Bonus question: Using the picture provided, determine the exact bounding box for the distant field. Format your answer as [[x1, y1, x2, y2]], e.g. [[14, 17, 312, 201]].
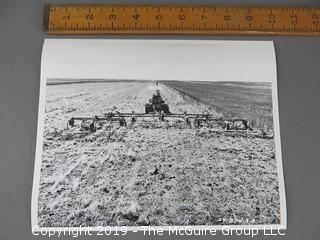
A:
[[47, 79, 145, 85], [162, 81, 273, 128]]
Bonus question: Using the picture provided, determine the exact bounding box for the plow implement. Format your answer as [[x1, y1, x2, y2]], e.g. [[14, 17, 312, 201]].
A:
[[67, 112, 251, 132]]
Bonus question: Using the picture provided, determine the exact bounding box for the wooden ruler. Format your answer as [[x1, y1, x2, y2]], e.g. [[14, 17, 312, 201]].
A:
[[44, 4, 320, 35]]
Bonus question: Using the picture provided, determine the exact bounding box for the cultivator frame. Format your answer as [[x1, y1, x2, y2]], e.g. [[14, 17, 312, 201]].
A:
[[67, 111, 251, 132]]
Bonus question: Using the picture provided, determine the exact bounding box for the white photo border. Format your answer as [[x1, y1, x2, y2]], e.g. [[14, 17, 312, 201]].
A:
[[31, 39, 286, 231]]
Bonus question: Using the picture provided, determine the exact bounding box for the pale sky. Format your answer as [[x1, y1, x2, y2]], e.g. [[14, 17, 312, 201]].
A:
[[42, 39, 276, 83]]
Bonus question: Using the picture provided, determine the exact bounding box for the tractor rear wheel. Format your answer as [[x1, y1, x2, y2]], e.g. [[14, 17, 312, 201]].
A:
[[145, 104, 154, 114], [162, 104, 170, 114]]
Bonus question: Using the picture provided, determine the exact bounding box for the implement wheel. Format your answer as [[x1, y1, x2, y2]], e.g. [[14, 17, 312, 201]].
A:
[[89, 122, 96, 132], [68, 118, 75, 128]]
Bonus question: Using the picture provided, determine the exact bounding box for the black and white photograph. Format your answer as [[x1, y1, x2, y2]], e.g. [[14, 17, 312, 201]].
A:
[[32, 40, 286, 230]]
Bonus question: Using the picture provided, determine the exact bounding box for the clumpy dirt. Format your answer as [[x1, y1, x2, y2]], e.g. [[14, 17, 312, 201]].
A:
[[38, 81, 280, 227]]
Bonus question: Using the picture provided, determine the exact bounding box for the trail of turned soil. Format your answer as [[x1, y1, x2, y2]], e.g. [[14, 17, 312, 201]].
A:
[[39, 81, 280, 227]]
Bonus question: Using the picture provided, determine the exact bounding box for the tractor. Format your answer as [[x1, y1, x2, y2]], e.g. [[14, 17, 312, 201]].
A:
[[145, 89, 170, 114]]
